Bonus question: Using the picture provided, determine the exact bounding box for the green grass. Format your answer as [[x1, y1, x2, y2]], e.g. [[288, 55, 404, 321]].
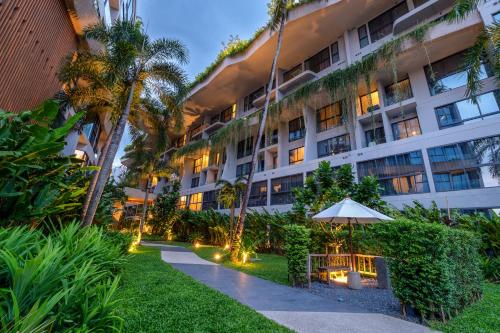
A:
[[115, 246, 292, 333], [430, 283, 500, 333]]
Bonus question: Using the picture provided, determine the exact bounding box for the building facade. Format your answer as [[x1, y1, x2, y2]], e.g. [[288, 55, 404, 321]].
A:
[[164, 0, 500, 214], [0, 0, 131, 166]]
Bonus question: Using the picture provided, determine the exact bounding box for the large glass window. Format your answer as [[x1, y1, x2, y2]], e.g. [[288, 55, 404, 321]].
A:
[[428, 136, 500, 192], [305, 47, 331, 73], [368, 1, 409, 43], [331, 42, 340, 63], [494, 11, 500, 23], [365, 127, 386, 146], [283, 64, 303, 82], [392, 117, 421, 140], [244, 87, 265, 111], [358, 25, 369, 48], [237, 136, 253, 159], [289, 116, 305, 141], [193, 157, 202, 174], [316, 102, 343, 132], [202, 190, 218, 210], [236, 162, 252, 177], [191, 177, 199, 188], [384, 78, 413, 106], [82, 117, 101, 149], [220, 105, 235, 123], [359, 91, 380, 115], [317, 134, 351, 157], [249, 181, 267, 207], [425, 50, 492, 96], [357, 150, 430, 196], [435, 90, 500, 129], [189, 192, 203, 211], [289, 146, 304, 165], [271, 174, 303, 205], [178, 195, 187, 209]]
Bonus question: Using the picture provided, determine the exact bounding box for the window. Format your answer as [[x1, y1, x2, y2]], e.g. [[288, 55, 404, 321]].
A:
[[236, 162, 252, 177], [384, 78, 413, 106], [271, 174, 303, 205], [189, 193, 202, 211], [82, 117, 101, 149], [283, 64, 303, 82], [392, 117, 421, 140], [244, 87, 265, 111], [258, 154, 265, 172], [289, 116, 305, 141], [289, 147, 304, 165], [237, 136, 253, 159], [317, 134, 351, 157], [428, 136, 500, 192], [202, 190, 218, 210], [249, 181, 267, 207], [413, 0, 430, 7], [357, 150, 430, 196], [316, 102, 343, 132], [358, 25, 369, 48], [425, 50, 492, 96], [365, 127, 386, 146], [189, 124, 202, 140], [220, 105, 235, 122], [368, 1, 409, 43], [210, 114, 220, 124], [359, 91, 380, 115], [191, 177, 199, 188], [305, 47, 331, 73], [494, 12, 500, 23], [193, 157, 202, 174], [331, 42, 340, 63], [435, 90, 500, 129], [178, 195, 187, 209]]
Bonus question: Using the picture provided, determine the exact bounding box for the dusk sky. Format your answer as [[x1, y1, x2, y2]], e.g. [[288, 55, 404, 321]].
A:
[[113, 0, 270, 169]]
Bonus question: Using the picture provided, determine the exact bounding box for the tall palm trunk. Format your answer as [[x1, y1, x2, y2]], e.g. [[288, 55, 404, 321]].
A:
[[81, 131, 113, 220], [138, 175, 151, 241], [231, 9, 286, 262], [82, 80, 137, 227], [229, 203, 235, 246]]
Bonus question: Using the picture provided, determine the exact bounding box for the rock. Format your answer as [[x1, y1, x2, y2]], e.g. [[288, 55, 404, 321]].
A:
[[347, 271, 362, 290]]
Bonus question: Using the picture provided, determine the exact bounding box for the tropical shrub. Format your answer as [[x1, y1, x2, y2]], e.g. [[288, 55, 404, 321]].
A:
[[149, 181, 182, 238], [283, 224, 311, 287], [371, 219, 482, 321], [104, 230, 134, 255], [94, 179, 126, 227], [0, 101, 87, 227], [0, 224, 126, 332]]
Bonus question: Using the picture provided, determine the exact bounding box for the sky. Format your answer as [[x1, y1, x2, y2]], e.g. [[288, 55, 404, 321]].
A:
[[113, 0, 269, 168]]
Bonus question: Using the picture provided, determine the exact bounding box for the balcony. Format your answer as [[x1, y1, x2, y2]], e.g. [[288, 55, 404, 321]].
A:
[[278, 70, 317, 95], [393, 0, 455, 35], [252, 89, 276, 108]]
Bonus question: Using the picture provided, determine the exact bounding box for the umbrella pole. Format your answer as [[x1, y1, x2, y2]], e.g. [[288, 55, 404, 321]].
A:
[[348, 218, 355, 271]]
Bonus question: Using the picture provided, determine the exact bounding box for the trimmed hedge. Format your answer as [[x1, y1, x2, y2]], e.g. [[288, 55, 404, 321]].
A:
[[283, 225, 311, 287], [372, 219, 482, 321]]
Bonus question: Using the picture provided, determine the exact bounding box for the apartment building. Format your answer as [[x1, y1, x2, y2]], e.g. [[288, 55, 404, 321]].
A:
[[164, 0, 500, 214], [0, 0, 131, 166]]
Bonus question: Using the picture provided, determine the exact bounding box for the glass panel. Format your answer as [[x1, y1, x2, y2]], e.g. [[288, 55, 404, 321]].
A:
[[289, 147, 304, 165], [317, 134, 351, 157], [384, 78, 413, 106], [331, 42, 340, 63], [359, 91, 380, 115], [305, 47, 331, 73], [392, 117, 421, 140], [358, 25, 369, 48], [289, 116, 305, 141], [365, 127, 386, 146], [368, 1, 409, 43], [316, 102, 343, 132], [283, 64, 303, 82]]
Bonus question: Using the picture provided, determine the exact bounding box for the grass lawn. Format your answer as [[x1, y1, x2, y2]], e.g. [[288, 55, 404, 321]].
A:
[[430, 283, 500, 333], [115, 246, 292, 333]]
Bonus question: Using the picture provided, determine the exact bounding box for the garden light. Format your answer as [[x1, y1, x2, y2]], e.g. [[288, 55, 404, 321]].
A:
[[224, 244, 230, 250], [214, 253, 221, 260], [242, 252, 248, 264], [195, 242, 200, 248]]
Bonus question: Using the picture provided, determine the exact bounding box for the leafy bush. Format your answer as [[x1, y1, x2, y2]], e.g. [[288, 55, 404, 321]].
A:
[[149, 181, 182, 237], [187, 231, 203, 244], [0, 224, 125, 331], [104, 230, 134, 255], [0, 101, 87, 227], [283, 225, 311, 287], [371, 219, 482, 321]]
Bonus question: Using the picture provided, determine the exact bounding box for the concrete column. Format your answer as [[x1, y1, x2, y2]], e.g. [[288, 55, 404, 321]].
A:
[[382, 111, 394, 143], [62, 130, 79, 156], [343, 30, 353, 65], [421, 148, 436, 193], [354, 119, 364, 150], [199, 170, 207, 186], [222, 143, 237, 180], [303, 105, 317, 161], [409, 69, 438, 133], [181, 159, 193, 190]]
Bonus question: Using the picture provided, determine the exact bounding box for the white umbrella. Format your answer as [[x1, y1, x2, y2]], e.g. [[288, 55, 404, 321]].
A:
[[312, 198, 393, 271]]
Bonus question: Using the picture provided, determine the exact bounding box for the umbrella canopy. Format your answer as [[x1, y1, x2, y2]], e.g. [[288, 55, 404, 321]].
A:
[[312, 198, 393, 224]]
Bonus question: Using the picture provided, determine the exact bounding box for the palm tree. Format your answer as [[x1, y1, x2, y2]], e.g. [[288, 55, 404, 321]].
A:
[[216, 177, 247, 247], [231, 0, 289, 262], [79, 20, 188, 227]]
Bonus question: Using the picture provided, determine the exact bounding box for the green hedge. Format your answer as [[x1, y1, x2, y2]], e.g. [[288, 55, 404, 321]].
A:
[[283, 225, 311, 287], [372, 219, 482, 321]]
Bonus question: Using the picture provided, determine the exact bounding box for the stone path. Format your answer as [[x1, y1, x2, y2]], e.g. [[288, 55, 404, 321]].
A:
[[142, 242, 434, 333]]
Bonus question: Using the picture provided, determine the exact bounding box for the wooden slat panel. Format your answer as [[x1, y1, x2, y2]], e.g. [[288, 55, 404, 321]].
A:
[[0, 0, 78, 112]]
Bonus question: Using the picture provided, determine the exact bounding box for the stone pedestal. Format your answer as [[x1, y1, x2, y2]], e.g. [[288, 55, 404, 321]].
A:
[[347, 271, 362, 290], [375, 257, 391, 289]]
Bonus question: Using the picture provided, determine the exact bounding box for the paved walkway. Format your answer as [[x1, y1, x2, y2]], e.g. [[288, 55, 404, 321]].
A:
[[142, 242, 434, 333]]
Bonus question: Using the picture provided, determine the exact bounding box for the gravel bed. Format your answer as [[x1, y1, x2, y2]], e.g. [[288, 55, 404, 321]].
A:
[[308, 281, 421, 324]]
